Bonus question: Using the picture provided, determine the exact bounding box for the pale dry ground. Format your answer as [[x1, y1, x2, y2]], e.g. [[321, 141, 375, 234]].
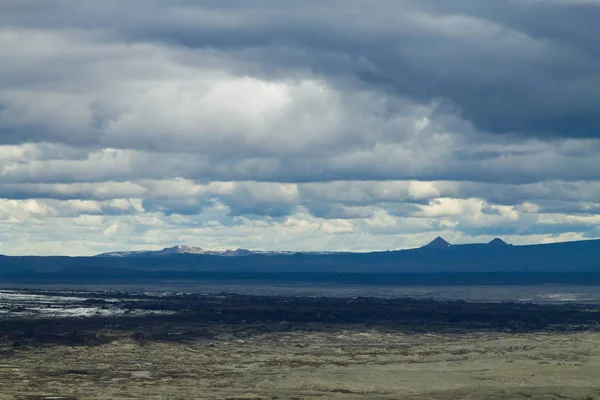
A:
[[1, 329, 600, 400]]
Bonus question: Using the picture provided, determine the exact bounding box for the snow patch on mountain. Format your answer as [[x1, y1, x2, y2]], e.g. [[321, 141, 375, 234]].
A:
[[95, 246, 338, 257]]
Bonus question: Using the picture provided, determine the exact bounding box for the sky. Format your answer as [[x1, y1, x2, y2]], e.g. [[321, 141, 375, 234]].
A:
[[1, 0, 600, 255]]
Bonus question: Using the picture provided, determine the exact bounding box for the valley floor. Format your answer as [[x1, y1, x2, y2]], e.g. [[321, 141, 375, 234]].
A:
[[2, 330, 600, 399], [1, 291, 599, 399]]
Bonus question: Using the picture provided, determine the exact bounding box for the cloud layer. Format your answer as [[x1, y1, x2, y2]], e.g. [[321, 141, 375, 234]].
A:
[[1, 0, 599, 254]]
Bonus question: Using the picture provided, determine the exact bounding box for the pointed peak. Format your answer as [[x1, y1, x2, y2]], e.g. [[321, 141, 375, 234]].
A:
[[488, 238, 510, 246], [422, 237, 451, 249]]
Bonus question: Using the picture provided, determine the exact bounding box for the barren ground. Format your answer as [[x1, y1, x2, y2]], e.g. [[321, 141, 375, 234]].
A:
[[1, 290, 599, 399]]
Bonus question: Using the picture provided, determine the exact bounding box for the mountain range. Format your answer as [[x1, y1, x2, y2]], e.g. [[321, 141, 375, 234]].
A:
[[95, 245, 336, 258], [95, 238, 508, 257], [96, 245, 255, 257], [1, 237, 599, 285]]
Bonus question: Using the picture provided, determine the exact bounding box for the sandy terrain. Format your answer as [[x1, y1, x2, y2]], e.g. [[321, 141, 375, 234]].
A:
[[1, 329, 600, 399]]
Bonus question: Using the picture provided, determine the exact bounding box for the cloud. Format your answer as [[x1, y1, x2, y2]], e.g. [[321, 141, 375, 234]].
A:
[[0, 1, 599, 254]]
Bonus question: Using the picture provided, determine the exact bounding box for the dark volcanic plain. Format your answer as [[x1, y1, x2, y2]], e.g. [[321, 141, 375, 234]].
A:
[[1, 290, 600, 399]]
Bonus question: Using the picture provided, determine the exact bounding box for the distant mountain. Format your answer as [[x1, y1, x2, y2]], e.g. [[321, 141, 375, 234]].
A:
[[422, 237, 452, 249], [488, 238, 510, 247], [96, 245, 256, 257], [95, 245, 338, 258], [2, 238, 600, 283], [421, 237, 512, 249]]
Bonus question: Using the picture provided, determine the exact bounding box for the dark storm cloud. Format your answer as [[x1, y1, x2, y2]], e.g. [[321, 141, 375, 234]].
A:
[[1, 1, 600, 186], [3, 0, 599, 139]]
